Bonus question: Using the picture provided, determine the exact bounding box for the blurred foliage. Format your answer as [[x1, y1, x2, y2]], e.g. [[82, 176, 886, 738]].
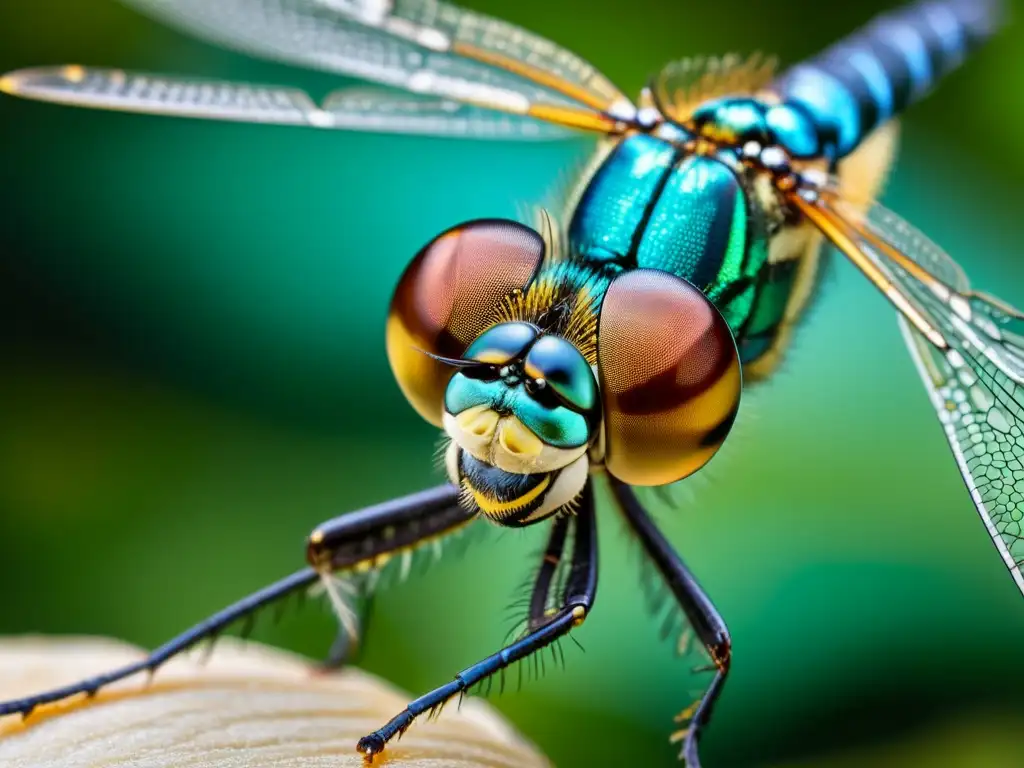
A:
[[1, 1, 1024, 766]]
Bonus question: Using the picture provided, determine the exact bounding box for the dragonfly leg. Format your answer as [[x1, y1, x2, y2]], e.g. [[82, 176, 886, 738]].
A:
[[0, 568, 320, 719], [305, 484, 475, 668], [305, 484, 472, 573], [317, 634, 350, 671], [356, 482, 598, 761], [316, 615, 365, 671], [0, 484, 472, 719], [316, 589, 375, 671], [526, 513, 572, 631], [609, 477, 731, 768]]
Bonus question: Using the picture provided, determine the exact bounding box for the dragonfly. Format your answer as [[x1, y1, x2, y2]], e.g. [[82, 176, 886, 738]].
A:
[[1, 0, 1020, 765]]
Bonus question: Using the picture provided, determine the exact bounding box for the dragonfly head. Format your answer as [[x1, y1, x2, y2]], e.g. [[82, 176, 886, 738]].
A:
[[440, 322, 599, 526], [385, 218, 599, 526], [386, 218, 743, 525]]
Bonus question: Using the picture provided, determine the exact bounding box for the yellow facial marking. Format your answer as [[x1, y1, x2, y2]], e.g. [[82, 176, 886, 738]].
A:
[[446, 410, 586, 475], [468, 474, 551, 516], [456, 404, 500, 439], [309, 530, 324, 545], [498, 418, 544, 458], [523, 361, 543, 380], [472, 350, 513, 365]]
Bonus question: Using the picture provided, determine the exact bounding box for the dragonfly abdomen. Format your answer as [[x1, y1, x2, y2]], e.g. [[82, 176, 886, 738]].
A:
[[568, 135, 769, 335], [771, 0, 1003, 160]]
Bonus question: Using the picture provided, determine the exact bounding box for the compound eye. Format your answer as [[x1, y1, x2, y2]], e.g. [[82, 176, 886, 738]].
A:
[[523, 335, 598, 414], [597, 269, 741, 486], [387, 220, 545, 426], [465, 322, 539, 366]]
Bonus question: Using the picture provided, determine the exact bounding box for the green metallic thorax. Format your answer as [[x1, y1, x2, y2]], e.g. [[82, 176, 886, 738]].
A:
[[567, 133, 797, 364]]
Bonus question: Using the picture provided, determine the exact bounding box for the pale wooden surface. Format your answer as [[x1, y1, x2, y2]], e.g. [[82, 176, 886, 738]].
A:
[[0, 636, 550, 768]]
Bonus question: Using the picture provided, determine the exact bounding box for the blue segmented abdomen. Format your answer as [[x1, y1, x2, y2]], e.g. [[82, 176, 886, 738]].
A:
[[771, 0, 1004, 159]]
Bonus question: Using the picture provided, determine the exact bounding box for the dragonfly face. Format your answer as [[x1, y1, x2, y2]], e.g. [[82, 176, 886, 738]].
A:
[[442, 322, 597, 525]]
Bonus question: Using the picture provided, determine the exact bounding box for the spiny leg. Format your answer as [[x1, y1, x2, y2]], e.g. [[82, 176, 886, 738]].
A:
[[528, 514, 571, 632], [306, 484, 472, 573], [357, 481, 599, 761], [308, 484, 473, 672], [513, 514, 573, 683], [0, 568, 320, 719], [497, 515, 571, 684], [609, 478, 731, 768], [0, 483, 473, 719], [306, 484, 476, 635]]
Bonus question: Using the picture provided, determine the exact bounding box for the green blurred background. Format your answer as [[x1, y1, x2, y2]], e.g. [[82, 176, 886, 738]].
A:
[[1, 1, 1023, 766]]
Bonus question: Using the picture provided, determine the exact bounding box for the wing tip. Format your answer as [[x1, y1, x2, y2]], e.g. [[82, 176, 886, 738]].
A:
[[0, 65, 90, 98], [0, 70, 24, 96]]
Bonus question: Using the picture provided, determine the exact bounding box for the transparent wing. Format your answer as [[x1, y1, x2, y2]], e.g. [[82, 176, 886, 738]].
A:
[[899, 316, 1024, 593], [852, 200, 969, 290], [22, 0, 624, 134], [650, 53, 776, 124], [322, 86, 577, 138], [121, 0, 625, 108], [0, 66, 574, 139], [831, 194, 1024, 386], [795, 188, 1024, 594], [1, 66, 321, 127]]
